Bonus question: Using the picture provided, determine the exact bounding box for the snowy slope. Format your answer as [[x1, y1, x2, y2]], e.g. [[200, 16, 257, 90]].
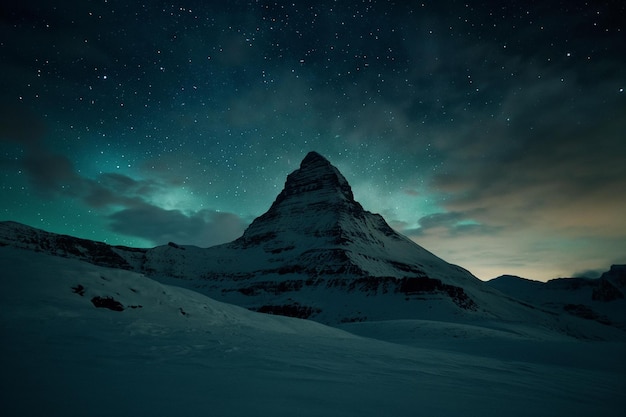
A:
[[1, 245, 625, 417], [488, 266, 626, 330], [0, 220, 145, 270]]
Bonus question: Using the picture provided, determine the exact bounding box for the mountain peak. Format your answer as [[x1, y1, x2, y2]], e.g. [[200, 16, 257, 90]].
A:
[[233, 151, 365, 247], [283, 151, 353, 200], [269, 151, 355, 209], [300, 151, 331, 168]]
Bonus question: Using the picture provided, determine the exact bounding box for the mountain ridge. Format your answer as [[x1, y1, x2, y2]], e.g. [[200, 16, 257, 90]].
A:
[[488, 266, 626, 330], [3, 218, 625, 339], [1, 151, 624, 339]]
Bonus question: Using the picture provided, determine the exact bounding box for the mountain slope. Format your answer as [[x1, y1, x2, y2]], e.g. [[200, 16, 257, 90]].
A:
[[2, 245, 625, 417], [488, 266, 626, 330], [135, 153, 617, 335], [136, 152, 487, 322], [1, 152, 624, 339], [0, 220, 146, 270]]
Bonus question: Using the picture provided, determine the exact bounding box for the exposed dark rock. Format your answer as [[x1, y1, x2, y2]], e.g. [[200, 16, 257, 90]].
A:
[[91, 296, 125, 311], [340, 316, 367, 323], [601, 264, 626, 288], [236, 279, 306, 296], [252, 303, 321, 319], [397, 277, 478, 310], [592, 278, 624, 301], [563, 304, 612, 325], [270, 245, 295, 254], [545, 277, 595, 291], [276, 265, 307, 275], [388, 261, 427, 276], [343, 276, 396, 295], [71, 284, 85, 296], [232, 231, 277, 249]]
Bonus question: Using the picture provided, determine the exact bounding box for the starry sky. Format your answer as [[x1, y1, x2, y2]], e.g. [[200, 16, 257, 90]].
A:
[[1, 0, 625, 281]]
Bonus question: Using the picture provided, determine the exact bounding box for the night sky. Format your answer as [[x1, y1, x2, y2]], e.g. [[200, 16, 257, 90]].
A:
[[1, 1, 625, 281]]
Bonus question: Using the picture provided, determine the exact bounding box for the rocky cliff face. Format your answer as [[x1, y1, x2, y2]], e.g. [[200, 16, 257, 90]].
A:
[[217, 152, 476, 280], [230, 151, 398, 252]]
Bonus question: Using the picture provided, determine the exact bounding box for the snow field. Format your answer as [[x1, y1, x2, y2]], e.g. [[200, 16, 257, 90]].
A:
[[1, 247, 624, 417]]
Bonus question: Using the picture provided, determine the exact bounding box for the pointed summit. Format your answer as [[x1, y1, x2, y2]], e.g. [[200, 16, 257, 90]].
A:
[[234, 151, 367, 247], [227, 152, 473, 293], [298, 151, 343, 181], [192, 150, 487, 321], [278, 151, 355, 205], [300, 150, 329, 167]]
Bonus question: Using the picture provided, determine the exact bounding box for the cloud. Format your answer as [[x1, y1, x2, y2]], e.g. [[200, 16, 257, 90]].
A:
[[417, 211, 464, 229], [382, 56, 626, 280], [19, 149, 248, 247], [427, 70, 626, 236], [82, 173, 161, 209], [571, 269, 604, 279], [0, 106, 161, 208], [0, 109, 246, 247], [16, 146, 155, 209], [0, 106, 88, 199], [21, 151, 82, 197], [392, 70, 626, 280], [108, 206, 247, 247], [403, 210, 500, 239], [16, 144, 247, 247]]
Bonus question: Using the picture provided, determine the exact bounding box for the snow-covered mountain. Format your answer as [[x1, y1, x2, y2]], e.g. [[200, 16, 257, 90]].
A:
[[2, 151, 626, 415], [0, 219, 145, 270], [3, 245, 625, 417], [1, 152, 624, 339], [139, 151, 489, 323], [488, 265, 626, 330]]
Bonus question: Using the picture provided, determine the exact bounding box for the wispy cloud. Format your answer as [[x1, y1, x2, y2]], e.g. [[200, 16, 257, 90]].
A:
[[429, 72, 626, 238], [395, 67, 626, 279], [108, 206, 246, 247], [0, 107, 247, 247]]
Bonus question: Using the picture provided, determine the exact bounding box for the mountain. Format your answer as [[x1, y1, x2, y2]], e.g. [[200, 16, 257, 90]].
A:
[[2, 151, 625, 415], [1, 151, 624, 339], [0, 220, 146, 270], [3, 243, 625, 416], [140, 151, 490, 322], [488, 266, 626, 330]]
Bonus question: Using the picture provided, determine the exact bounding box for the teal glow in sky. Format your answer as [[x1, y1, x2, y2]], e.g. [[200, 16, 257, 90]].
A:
[[1, 0, 625, 281]]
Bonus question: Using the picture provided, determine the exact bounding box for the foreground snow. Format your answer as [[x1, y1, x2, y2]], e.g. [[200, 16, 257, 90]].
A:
[[1, 247, 624, 417]]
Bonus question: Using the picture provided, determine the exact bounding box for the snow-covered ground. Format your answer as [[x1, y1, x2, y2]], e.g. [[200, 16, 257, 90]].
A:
[[1, 246, 624, 417]]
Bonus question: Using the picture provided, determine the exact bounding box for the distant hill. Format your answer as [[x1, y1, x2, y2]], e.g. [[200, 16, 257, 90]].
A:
[[487, 265, 626, 330]]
